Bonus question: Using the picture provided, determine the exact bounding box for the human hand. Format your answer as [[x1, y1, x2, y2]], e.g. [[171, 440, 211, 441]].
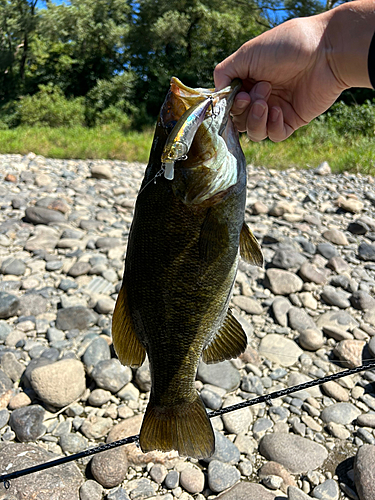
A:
[[214, 15, 347, 142]]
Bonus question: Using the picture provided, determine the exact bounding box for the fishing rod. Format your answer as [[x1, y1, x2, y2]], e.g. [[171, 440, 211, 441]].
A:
[[1, 359, 375, 489]]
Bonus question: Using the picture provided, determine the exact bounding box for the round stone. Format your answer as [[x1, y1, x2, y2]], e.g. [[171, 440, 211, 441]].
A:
[[265, 269, 303, 295], [207, 460, 240, 493], [259, 433, 328, 474], [179, 467, 205, 494], [91, 359, 132, 393], [9, 405, 46, 442], [320, 403, 361, 425], [91, 448, 128, 488], [0, 292, 20, 319]]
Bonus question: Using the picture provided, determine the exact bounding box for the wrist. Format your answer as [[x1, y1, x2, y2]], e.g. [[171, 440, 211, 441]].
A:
[[323, 0, 375, 89]]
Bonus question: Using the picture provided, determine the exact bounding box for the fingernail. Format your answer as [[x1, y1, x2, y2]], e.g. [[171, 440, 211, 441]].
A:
[[253, 81, 271, 100], [252, 102, 266, 119], [270, 107, 280, 122]]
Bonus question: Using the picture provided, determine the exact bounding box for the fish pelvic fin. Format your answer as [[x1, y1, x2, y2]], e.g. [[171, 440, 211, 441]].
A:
[[112, 285, 146, 368], [140, 395, 215, 459], [240, 222, 264, 267], [203, 309, 247, 364]]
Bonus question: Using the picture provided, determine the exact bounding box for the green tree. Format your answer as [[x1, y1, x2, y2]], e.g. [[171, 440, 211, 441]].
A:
[[128, 0, 267, 117]]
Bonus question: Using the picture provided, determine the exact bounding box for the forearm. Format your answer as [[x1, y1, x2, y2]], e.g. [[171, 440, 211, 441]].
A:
[[322, 0, 375, 89]]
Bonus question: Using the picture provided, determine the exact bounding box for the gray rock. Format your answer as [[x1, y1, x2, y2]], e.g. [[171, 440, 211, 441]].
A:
[[241, 374, 264, 394], [320, 402, 361, 425], [232, 295, 263, 315], [95, 237, 121, 249], [259, 334, 303, 367], [0, 292, 20, 319], [164, 470, 179, 489], [80, 480, 103, 500], [9, 405, 46, 441], [59, 278, 79, 292], [56, 306, 98, 330], [0, 442, 83, 499], [197, 361, 240, 391], [317, 243, 338, 259], [200, 388, 222, 410], [314, 161, 331, 175], [91, 359, 132, 393], [88, 388, 112, 406], [68, 261, 92, 277], [25, 206, 65, 224], [1, 257, 26, 276], [207, 460, 240, 493], [312, 479, 339, 500], [0, 409, 9, 429], [91, 163, 113, 180], [271, 250, 306, 270], [203, 430, 241, 464], [0, 368, 14, 395], [24, 225, 60, 251], [60, 433, 88, 454], [126, 477, 156, 499], [222, 396, 252, 434], [30, 358, 86, 407], [288, 486, 314, 500], [265, 269, 303, 295], [0, 320, 12, 340], [272, 296, 292, 327], [83, 336, 111, 368], [135, 360, 151, 391], [354, 444, 375, 500], [288, 307, 317, 333], [18, 293, 48, 317], [321, 286, 350, 308], [259, 433, 328, 474], [358, 243, 375, 261], [1, 352, 25, 381], [357, 413, 375, 428], [107, 487, 130, 500], [149, 464, 168, 484], [80, 415, 113, 439], [316, 310, 359, 331], [215, 482, 279, 499], [299, 328, 324, 351], [350, 290, 375, 310]]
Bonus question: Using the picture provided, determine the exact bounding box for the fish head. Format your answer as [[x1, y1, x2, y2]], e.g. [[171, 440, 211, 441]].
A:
[[158, 77, 245, 205]]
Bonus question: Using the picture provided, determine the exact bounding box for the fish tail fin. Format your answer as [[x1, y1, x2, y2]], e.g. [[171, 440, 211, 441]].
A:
[[139, 394, 215, 459]]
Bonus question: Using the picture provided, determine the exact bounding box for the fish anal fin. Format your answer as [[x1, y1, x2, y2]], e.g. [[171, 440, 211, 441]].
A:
[[203, 309, 247, 364], [240, 222, 264, 267], [112, 285, 146, 368], [140, 395, 214, 459]]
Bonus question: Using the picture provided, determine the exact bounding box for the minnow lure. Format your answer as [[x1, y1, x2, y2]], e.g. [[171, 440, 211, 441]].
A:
[[161, 97, 213, 180]]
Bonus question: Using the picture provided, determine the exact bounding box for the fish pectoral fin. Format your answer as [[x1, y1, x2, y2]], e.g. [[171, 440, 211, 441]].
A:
[[203, 309, 247, 364], [240, 222, 264, 267], [112, 285, 146, 368], [140, 395, 215, 459], [199, 208, 229, 262]]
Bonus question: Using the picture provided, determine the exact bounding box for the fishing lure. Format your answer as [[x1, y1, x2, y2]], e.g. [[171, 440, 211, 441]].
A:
[[161, 97, 213, 180]]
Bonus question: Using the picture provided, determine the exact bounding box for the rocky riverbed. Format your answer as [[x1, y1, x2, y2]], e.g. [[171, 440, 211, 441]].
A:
[[1, 153, 375, 500]]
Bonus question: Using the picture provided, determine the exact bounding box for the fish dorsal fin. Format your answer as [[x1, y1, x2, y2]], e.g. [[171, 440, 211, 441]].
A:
[[240, 222, 264, 267], [202, 309, 247, 364], [112, 285, 146, 368]]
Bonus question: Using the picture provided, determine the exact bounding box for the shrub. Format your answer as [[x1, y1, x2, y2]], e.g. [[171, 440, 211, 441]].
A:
[[85, 72, 137, 128], [326, 100, 375, 137], [17, 84, 86, 127]]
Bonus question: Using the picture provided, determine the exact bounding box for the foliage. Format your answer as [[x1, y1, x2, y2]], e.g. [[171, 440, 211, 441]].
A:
[[325, 100, 375, 137], [129, 0, 267, 116], [15, 84, 85, 127]]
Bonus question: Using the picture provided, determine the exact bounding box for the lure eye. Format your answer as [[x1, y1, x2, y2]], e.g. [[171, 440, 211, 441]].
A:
[[169, 141, 188, 160]]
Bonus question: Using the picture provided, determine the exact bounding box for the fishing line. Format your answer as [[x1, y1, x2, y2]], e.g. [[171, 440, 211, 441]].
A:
[[1, 360, 375, 487]]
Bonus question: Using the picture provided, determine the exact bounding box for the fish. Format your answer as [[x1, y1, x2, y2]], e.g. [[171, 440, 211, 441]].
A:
[[112, 76, 263, 459]]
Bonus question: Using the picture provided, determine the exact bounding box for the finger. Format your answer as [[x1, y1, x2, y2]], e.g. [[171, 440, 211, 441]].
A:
[[230, 92, 251, 117], [246, 100, 269, 142], [249, 81, 271, 103], [214, 60, 236, 91], [267, 106, 295, 142]]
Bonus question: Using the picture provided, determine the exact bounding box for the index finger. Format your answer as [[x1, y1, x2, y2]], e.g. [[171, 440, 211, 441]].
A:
[[214, 49, 248, 90]]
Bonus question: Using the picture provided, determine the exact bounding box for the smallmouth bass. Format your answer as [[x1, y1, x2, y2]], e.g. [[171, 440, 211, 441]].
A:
[[112, 77, 263, 459]]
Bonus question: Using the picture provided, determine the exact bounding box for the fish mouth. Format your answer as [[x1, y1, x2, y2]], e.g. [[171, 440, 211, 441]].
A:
[[160, 77, 241, 133]]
